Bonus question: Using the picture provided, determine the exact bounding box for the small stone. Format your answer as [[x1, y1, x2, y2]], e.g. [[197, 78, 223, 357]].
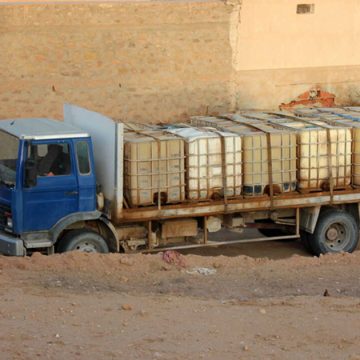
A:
[[121, 304, 133, 311], [243, 345, 249, 351], [119, 257, 134, 266], [55, 334, 60, 338], [259, 308, 266, 314]]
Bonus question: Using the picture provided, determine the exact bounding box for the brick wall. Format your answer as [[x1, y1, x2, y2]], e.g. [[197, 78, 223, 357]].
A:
[[0, 1, 232, 122], [2, 0, 360, 122]]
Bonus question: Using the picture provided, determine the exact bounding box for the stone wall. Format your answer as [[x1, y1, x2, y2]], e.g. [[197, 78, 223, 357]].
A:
[[0, 1, 232, 122], [1, 0, 360, 122]]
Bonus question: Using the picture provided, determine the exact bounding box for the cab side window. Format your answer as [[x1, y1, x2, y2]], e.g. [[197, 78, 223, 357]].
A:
[[28, 143, 71, 177], [76, 141, 91, 175]]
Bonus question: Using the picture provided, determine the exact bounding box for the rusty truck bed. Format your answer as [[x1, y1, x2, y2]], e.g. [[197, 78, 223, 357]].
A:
[[117, 188, 360, 223]]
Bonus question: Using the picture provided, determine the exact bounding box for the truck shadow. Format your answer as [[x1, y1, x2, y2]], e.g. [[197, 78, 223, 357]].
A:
[[179, 229, 310, 259]]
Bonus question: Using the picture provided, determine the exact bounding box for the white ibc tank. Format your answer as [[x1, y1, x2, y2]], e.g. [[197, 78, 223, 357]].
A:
[[191, 116, 297, 196], [317, 112, 360, 188], [124, 130, 186, 207], [269, 118, 352, 191], [166, 126, 242, 201]]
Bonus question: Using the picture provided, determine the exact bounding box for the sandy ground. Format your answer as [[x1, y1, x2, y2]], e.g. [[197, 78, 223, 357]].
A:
[[1, 232, 360, 359]]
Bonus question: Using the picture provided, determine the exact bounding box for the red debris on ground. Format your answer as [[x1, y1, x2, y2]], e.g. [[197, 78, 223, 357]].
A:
[[162, 250, 186, 267]]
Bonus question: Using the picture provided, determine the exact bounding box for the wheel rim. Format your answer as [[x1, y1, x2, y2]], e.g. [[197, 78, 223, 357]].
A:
[[75, 241, 99, 253], [324, 222, 349, 251]]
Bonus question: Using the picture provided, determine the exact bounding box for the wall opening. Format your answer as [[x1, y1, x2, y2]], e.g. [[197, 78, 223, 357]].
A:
[[296, 4, 315, 14]]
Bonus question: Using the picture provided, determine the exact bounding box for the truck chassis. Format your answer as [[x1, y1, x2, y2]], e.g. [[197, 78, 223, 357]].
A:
[[115, 188, 360, 253]]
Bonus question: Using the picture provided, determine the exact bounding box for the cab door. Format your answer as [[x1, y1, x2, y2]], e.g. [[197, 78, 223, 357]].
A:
[[22, 140, 79, 232], [74, 139, 96, 212]]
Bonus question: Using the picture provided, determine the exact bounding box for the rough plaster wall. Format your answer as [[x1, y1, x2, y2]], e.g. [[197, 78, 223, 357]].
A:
[[233, 0, 360, 71], [229, 0, 360, 110], [0, 1, 232, 122]]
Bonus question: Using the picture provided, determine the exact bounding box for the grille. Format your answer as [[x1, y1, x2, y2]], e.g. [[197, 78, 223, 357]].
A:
[[0, 203, 10, 231]]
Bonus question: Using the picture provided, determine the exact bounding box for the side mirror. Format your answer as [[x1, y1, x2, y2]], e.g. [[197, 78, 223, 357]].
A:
[[25, 159, 37, 187]]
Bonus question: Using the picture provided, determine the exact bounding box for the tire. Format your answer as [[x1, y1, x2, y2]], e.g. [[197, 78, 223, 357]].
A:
[[310, 209, 359, 256], [57, 229, 109, 254]]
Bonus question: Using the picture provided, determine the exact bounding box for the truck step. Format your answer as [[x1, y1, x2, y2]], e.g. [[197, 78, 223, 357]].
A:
[[24, 239, 53, 249]]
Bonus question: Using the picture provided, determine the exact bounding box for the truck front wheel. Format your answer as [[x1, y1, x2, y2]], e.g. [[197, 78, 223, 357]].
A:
[[309, 210, 359, 256], [57, 229, 109, 253]]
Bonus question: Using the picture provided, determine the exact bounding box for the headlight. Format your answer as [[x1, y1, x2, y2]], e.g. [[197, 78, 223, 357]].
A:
[[6, 217, 13, 229], [5, 212, 12, 229]]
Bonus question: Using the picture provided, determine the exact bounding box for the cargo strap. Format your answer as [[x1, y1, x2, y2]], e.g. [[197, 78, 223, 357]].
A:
[[313, 114, 355, 191], [160, 124, 202, 200], [222, 116, 275, 210], [204, 128, 229, 206], [269, 112, 335, 203], [326, 128, 334, 203]]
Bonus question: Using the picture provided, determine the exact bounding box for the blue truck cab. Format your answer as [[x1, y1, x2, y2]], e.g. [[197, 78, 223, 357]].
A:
[[0, 116, 118, 255]]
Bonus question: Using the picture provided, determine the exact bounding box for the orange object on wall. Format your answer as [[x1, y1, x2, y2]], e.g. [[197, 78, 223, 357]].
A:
[[279, 88, 335, 110]]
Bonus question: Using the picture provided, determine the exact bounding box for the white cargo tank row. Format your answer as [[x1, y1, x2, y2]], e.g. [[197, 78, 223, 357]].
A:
[[123, 125, 242, 206], [191, 115, 297, 195], [121, 110, 354, 208], [291, 106, 360, 187]]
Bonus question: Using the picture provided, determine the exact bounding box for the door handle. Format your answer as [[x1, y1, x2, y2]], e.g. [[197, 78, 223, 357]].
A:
[[65, 191, 79, 196]]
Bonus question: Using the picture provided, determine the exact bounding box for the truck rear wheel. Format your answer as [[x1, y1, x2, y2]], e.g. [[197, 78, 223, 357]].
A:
[[57, 229, 109, 254], [309, 210, 359, 256]]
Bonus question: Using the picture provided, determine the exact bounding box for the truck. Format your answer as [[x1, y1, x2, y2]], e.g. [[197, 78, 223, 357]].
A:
[[0, 104, 359, 256]]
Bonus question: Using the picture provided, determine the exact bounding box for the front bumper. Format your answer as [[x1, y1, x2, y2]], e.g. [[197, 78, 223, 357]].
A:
[[0, 231, 25, 256]]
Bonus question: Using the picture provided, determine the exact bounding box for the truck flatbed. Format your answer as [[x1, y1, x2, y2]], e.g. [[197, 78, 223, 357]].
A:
[[120, 188, 360, 222]]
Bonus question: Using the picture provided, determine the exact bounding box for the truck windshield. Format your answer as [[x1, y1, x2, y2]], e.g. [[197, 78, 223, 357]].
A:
[[0, 131, 18, 187]]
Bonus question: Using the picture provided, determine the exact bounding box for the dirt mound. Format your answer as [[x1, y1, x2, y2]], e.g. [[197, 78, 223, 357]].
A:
[[0, 249, 358, 277]]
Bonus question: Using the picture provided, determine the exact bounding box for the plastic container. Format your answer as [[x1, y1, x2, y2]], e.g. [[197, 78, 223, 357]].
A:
[[316, 111, 360, 187], [268, 118, 352, 191], [191, 116, 297, 196], [124, 130, 185, 207], [166, 125, 242, 200]]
